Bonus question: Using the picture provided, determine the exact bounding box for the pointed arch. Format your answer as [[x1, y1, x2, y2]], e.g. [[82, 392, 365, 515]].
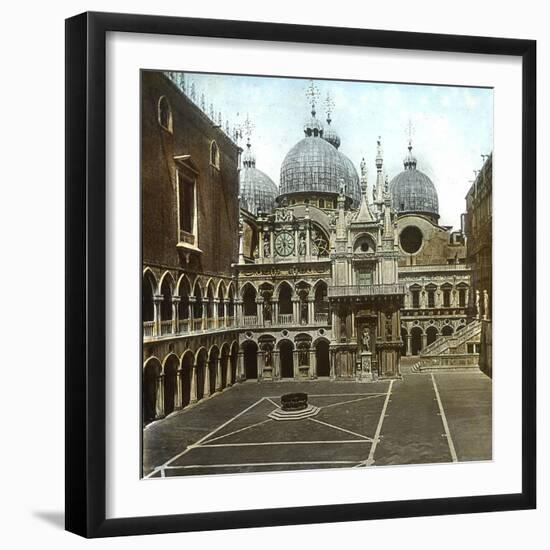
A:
[[159, 272, 175, 324], [180, 349, 195, 408], [142, 269, 157, 324], [143, 356, 162, 425], [241, 282, 257, 317]]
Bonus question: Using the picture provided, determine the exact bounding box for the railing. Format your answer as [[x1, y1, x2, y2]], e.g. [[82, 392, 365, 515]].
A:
[[328, 284, 406, 298], [177, 319, 189, 334], [227, 316, 235, 327], [278, 313, 294, 325], [314, 312, 329, 324], [207, 317, 214, 330], [243, 315, 258, 326], [143, 321, 155, 338], [193, 318, 203, 332], [160, 320, 173, 336]]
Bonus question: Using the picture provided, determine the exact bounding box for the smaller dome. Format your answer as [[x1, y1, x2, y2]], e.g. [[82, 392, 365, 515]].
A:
[[303, 109, 324, 137], [239, 142, 278, 216], [323, 123, 341, 149], [390, 142, 439, 220]]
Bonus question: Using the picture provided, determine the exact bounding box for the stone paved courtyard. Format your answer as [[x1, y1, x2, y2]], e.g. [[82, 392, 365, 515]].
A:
[[143, 363, 492, 478]]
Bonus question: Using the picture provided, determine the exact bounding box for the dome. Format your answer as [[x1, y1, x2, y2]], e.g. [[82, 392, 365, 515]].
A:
[[239, 142, 278, 216], [323, 119, 341, 149], [390, 143, 439, 220], [279, 110, 361, 207]]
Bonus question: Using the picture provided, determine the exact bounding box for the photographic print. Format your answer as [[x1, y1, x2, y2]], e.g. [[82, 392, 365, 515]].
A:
[[141, 70, 493, 479]]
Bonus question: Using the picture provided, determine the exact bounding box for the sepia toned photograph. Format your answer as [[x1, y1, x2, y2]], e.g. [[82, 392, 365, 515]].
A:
[[141, 70, 493, 479]]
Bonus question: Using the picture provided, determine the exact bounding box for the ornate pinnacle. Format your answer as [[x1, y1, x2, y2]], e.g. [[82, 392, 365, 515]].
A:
[[306, 80, 320, 115], [325, 92, 335, 123]]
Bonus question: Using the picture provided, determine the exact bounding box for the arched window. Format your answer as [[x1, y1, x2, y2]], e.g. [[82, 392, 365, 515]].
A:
[[242, 285, 257, 317], [158, 96, 172, 132], [210, 140, 220, 169]]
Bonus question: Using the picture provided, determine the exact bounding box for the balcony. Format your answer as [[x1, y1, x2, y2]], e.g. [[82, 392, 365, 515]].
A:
[[328, 284, 406, 298]]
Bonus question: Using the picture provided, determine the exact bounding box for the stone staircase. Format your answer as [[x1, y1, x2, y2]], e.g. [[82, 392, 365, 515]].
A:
[[414, 320, 482, 373]]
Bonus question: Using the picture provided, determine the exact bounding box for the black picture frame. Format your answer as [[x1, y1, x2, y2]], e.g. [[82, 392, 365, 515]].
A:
[[65, 11, 536, 538]]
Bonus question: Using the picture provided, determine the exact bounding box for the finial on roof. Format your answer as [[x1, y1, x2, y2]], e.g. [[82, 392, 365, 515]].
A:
[[375, 136, 383, 170], [306, 80, 320, 116], [325, 92, 335, 124]]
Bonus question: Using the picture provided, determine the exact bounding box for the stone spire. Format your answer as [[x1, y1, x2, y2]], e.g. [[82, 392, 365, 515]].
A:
[[374, 137, 385, 215]]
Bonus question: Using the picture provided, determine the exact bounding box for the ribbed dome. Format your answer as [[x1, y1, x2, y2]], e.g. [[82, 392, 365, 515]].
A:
[[239, 142, 278, 216], [390, 143, 439, 219]]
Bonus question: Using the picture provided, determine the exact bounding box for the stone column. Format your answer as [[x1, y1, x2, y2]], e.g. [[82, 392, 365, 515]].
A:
[[305, 223, 311, 258], [215, 357, 223, 391], [188, 296, 196, 332], [224, 299, 229, 328], [213, 298, 219, 329], [190, 363, 198, 404], [204, 363, 211, 398], [292, 297, 300, 325], [309, 349, 316, 378], [155, 373, 165, 419], [273, 349, 280, 380], [308, 298, 315, 324], [257, 297, 264, 326], [329, 350, 336, 380], [257, 350, 264, 381], [153, 295, 163, 337], [174, 368, 183, 409], [258, 229, 264, 259], [226, 357, 233, 387], [270, 232, 274, 257], [171, 296, 180, 334], [237, 350, 245, 381], [273, 301, 279, 323], [293, 350, 299, 379], [235, 300, 243, 325], [406, 335, 412, 356]]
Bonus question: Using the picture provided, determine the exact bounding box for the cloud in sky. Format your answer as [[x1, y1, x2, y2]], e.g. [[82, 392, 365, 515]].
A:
[[177, 72, 493, 229]]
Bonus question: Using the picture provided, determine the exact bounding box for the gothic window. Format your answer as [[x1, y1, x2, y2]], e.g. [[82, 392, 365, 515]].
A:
[[210, 140, 220, 168], [411, 290, 420, 308], [442, 284, 452, 307], [427, 287, 436, 308], [319, 198, 325, 209], [158, 96, 172, 132], [178, 169, 196, 236]]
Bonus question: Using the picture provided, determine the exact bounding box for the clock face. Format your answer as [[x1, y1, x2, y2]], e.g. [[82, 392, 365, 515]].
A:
[[275, 231, 295, 257]]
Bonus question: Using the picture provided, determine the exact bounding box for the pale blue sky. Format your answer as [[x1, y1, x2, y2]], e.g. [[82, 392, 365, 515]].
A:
[[175, 72, 493, 229]]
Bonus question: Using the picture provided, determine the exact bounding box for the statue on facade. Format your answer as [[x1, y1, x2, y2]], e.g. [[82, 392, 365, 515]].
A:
[[263, 233, 271, 257], [362, 327, 370, 352], [298, 343, 309, 366], [475, 289, 481, 319], [298, 231, 307, 255], [263, 343, 273, 366]]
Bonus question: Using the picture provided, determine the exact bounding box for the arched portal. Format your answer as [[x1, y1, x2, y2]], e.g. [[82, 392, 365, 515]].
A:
[[242, 341, 258, 380], [279, 340, 294, 378], [442, 325, 454, 337], [426, 326, 439, 347], [315, 340, 330, 377], [411, 327, 423, 356], [163, 354, 179, 416], [143, 358, 162, 425], [180, 351, 194, 408]]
